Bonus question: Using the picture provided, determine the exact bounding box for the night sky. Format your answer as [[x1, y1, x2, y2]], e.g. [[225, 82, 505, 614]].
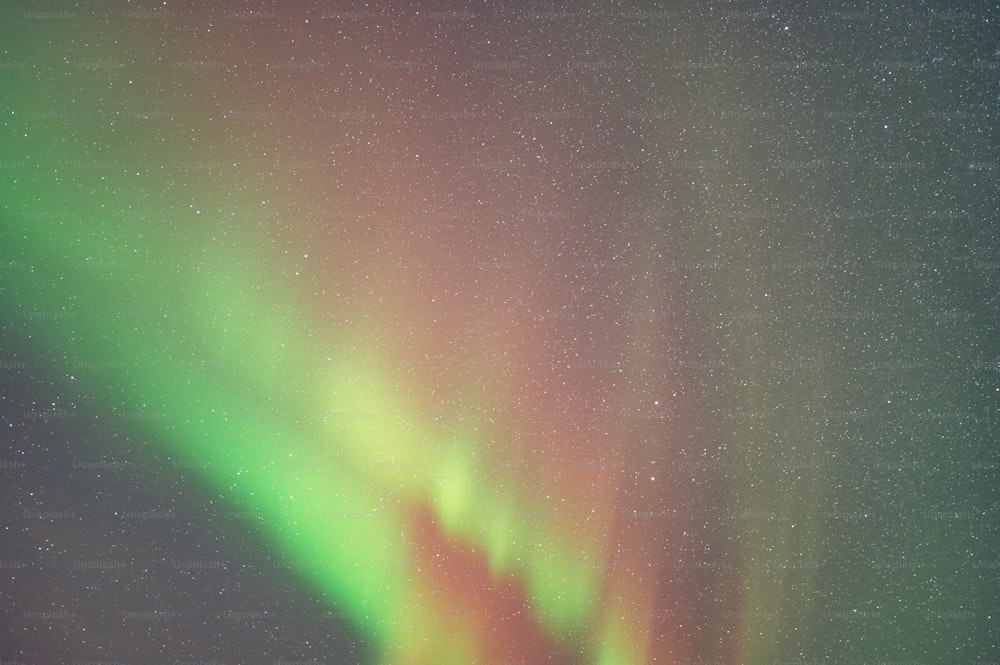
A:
[[1, 2, 998, 664]]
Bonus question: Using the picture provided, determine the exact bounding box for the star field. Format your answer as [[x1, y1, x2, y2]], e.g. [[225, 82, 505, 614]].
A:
[[1, 2, 998, 665]]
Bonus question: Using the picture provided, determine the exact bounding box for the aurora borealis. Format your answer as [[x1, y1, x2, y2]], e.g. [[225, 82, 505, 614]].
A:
[[1, 2, 998, 664]]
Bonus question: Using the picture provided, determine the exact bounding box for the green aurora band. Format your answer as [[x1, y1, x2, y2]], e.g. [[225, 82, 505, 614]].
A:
[[1, 181, 610, 662]]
